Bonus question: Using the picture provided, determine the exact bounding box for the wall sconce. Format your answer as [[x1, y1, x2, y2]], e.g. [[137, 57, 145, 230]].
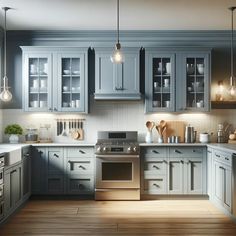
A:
[[216, 80, 224, 101]]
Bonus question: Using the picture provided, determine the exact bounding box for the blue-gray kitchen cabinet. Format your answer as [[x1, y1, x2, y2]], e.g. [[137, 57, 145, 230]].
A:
[[145, 50, 176, 112], [21, 47, 88, 113], [22, 146, 31, 201], [212, 149, 232, 213], [145, 48, 211, 113], [176, 51, 211, 112], [94, 47, 141, 100], [4, 162, 22, 218]]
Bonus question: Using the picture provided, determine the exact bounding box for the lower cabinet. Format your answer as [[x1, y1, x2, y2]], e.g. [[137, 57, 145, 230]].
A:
[[4, 162, 22, 217], [31, 146, 95, 195], [212, 149, 232, 213], [22, 146, 31, 200], [141, 146, 207, 195]]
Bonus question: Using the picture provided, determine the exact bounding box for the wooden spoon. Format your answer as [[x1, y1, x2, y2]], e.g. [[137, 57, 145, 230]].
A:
[[160, 120, 167, 129], [156, 125, 162, 135], [146, 121, 152, 131]]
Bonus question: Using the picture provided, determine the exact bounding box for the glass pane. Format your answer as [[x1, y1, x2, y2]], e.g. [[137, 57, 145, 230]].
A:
[[61, 57, 81, 108], [28, 57, 48, 108], [186, 57, 205, 109], [152, 57, 172, 109], [102, 163, 132, 181]]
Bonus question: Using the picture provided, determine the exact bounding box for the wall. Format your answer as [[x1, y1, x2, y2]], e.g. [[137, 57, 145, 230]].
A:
[[2, 100, 236, 144], [0, 30, 236, 143]]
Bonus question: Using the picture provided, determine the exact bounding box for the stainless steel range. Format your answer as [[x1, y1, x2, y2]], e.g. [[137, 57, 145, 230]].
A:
[[95, 131, 140, 200]]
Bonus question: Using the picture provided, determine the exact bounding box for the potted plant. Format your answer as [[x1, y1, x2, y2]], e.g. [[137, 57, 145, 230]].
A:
[[4, 124, 23, 143]]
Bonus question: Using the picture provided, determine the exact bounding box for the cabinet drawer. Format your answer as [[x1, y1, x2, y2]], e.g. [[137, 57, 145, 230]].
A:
[[143, 147, 167, 157], [66, 147, 94, 158], [66, 175, 94, 194], [143, 177, 167, 194], [213, 150, 232, 166], [169, 147, 203, 158], [67, 158, 94, 175], [47, 175, 64, 194], [143, 160, 167, 175]]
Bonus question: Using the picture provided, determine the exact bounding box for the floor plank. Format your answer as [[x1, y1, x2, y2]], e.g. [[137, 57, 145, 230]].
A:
[[0, 199, 236, 235]]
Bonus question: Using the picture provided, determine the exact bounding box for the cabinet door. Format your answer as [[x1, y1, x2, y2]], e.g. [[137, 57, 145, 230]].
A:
[[4, 169, 11, 215], [213, 160, 223, 204], [177, 52, 210, 112], [95, 48, 141, 100], [186, 157, 205, 194], [56, 52, 87, 112], [223, 164, 232, 211], [207, 148, 212, 197], [168, 158, 184, 194], [23, 53, 53, 112], [47, 148, 64, 175], [145, 51, 175, 112], [22, 154, 31, 198], [31, 147, 46, 194], [11, 165, 22, 207]]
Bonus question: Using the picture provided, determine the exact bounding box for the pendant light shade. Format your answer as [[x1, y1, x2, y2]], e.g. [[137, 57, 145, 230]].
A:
[[0, 7, 12, 102], [111, 0, 124, 64], [228, 7, 236, 97]]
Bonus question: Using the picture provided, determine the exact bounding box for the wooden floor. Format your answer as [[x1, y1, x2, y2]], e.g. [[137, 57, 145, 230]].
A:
[[1, 200, 236, 235]]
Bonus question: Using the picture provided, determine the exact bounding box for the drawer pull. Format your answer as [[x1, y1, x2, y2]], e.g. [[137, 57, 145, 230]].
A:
[[219, 166, 224, 170], [53, 154, 59, 158], [180, 160, 184, 164], [174, 149, 181, 154], [215, 154, 220, 158], [78, 165, 86, 170], [207, 150, 212, 154], [153, 183, 160, 188], [152, 165, 159, 169], [225, 157, 229, 161], [152, 150, 159, 154], [79, 150, 85, 154]]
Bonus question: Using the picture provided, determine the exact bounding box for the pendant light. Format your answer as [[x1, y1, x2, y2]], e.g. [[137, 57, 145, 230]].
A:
[[228, 7, 236, 97], [111, 0, 124, 64], [0, 7, 12, 102]]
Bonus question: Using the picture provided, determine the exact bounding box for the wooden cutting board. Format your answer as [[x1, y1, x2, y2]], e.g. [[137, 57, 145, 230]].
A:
[[163, 120, 186, 143]]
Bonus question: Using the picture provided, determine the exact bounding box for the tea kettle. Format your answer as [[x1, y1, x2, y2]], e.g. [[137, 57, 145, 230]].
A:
[[185, 124, 196, 143]]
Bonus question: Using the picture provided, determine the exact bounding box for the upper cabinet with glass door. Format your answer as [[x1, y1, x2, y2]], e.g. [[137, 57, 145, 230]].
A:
[[145, 50, 175, 112], [176, 52, 210, 112], [21, 47, 88, 113], [23, 53, 52, 112], [57, 53, 86, 112]]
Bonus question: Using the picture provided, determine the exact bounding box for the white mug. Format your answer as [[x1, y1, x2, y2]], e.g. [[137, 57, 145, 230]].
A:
[[30, 100, 38, 108], [75, 100, 80, 108], [43, 63, 48, 74], [166, 63, 171, 74], [164, 100, 170, 108], [164, 79, 169, 87], [71, 100, 76, 108], [40, 79, 47, 88], [32, 79, 39, 88], [30, 64, 37, 74], [39, 101, 47, 108]]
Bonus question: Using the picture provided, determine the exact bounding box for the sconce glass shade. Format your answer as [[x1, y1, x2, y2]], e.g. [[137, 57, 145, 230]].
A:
[[110, 43, 124, 64], [0, 75, 12, 102]]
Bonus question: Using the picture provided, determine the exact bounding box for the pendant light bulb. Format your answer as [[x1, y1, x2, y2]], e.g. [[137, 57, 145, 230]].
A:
[[111, 0, 124, 64], [0, 7, 12, 102], [111, 43, 124, 64], [228, 76, 236, 96]]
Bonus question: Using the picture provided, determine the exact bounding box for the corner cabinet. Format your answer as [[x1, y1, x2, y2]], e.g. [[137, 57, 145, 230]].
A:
[[21, 47, 88, 113], [94, 47, 141, 100], [145, 48, 211, 113]]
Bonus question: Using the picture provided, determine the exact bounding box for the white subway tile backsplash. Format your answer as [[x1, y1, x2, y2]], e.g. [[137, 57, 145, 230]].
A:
[[1, 99, 236, 143]]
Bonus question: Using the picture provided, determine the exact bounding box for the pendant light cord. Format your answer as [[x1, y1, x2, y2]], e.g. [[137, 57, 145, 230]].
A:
[[117, 0, 119, 44], [231, 7, 235, 80], [4, 8, 7, 78]]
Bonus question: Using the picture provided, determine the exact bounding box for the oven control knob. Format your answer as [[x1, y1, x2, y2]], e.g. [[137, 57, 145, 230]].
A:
[[133, 146, 137, 153], [103, 146, 108, 153], [127, 146, 133, 153], [96, 146, 102, 153]]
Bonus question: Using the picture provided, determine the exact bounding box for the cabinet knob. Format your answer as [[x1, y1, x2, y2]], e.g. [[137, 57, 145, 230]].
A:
[[115, 86, 123, 91], [174, 149, 181, 154], [225, 157, 229, 161], [152, 165, 159, 169], [78, 165, 86, 170], [180, 160, 184, 164], [53, 107, 58, 111], [153, 183, 159, 188], [48, 108, 52, 111], [79, 150, 85, 154], [152, 150, 159, 154], [215, 154, 220, 158], [53, 153, 59, 158]]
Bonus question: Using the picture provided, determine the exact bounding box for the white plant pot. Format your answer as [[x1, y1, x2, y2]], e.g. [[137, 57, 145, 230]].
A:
[[9, 134, 19, 144]]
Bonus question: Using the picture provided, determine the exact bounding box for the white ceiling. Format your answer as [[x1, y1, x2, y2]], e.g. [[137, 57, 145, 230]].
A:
[[0, 0, 236, 30]]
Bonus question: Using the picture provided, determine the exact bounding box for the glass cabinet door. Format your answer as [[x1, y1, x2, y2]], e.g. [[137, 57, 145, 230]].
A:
[[57, 53, 85, 112], [147, 53, 175, 112], [182, 53, 210, 111], [25, 54, 52, 111]]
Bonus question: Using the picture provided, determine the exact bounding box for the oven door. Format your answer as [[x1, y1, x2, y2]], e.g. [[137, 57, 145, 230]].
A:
[[96, 155, 140, 189]]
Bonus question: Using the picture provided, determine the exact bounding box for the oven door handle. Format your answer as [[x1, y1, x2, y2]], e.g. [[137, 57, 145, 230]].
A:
[[96, 155, 139, 159]]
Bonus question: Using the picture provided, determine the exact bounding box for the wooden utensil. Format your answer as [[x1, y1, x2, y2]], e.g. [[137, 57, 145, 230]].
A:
[[146, 121, 152, 131]]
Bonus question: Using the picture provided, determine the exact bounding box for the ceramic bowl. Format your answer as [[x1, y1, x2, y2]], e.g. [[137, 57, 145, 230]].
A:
[[63, 70, 70, 75]]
